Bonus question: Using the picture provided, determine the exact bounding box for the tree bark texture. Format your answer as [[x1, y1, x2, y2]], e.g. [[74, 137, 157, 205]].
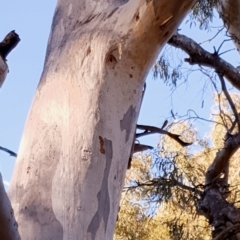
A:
[[8, 0, 196, 239], [217, 0, 240, 51], [0, 173, 20, 240]]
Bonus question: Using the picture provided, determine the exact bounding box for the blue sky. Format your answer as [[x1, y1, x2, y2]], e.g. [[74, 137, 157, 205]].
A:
[[0, 2, 239, 186]]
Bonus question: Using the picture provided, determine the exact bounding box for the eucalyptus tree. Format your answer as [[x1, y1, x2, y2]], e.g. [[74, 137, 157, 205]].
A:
[[0, 0, 196, 239]]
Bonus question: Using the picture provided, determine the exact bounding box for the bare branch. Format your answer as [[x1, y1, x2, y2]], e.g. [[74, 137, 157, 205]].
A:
[[136, 124, 192, 147], [168, 33, 240, 90], [217, 72, 240, 132], [133, 143, 153, 153]]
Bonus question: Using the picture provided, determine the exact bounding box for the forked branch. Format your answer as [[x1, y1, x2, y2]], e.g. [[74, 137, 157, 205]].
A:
[[168, 33, 240, 91]]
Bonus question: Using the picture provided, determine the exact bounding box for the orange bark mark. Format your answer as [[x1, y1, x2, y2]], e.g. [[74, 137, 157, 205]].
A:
[[99, 136, 105, 154]]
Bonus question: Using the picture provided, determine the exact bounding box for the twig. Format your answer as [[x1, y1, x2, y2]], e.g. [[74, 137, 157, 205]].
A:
[[216, 39, 232, 54], [199, 27, 224, 45]]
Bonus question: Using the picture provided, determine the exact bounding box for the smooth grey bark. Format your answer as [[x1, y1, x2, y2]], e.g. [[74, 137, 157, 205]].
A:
[[8, 0, 196, 239]]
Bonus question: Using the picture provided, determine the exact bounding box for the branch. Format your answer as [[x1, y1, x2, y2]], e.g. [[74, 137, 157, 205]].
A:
[[205, 132, 240, 184], [133, 143, 153, 153], [213, 223, 240, 240], [126, 177, 202, 195], [0, 31, 20, 61], [168, 33, 240, 91], [0, 146, 17, 157], [136, 124, 192, 147], [217, 72, 240, 132]]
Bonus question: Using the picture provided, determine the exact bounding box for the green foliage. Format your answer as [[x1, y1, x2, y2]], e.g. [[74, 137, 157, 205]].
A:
[[190, 0, 217, 29], [153, 0, 218, 87], [115, 91, 240, 239], [153, 55, 182, 87], [115, 123, 212, 239]]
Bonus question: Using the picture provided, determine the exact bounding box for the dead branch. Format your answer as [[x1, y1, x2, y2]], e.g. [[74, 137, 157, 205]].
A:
[[0, 146, 17, 157], [168, 33, 240, 91], [136, 124, 192, 147], [0, 31, 20, 61]]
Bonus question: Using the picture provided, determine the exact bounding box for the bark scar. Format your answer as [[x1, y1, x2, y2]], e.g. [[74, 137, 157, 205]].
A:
[[99, 136, 105, 154]]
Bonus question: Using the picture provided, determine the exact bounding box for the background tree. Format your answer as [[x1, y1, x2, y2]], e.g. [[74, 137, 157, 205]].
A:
[[115, 1, 240, 239]]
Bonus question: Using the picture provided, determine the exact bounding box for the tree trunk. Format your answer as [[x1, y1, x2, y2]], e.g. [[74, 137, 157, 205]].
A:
[[217, 0, 240, 51], [8, 0, 196, 239]]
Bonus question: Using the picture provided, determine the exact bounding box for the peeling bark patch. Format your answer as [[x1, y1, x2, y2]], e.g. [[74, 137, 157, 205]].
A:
[[99, 136, 105, 154], [120, 105, 137, 142], [87, 139, 112, 239]]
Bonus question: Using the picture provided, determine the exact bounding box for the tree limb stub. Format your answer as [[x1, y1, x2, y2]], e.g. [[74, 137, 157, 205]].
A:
[[0, 31, 20, 88], [168, 33, 240, 91], [0, 31, 20, 61]]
